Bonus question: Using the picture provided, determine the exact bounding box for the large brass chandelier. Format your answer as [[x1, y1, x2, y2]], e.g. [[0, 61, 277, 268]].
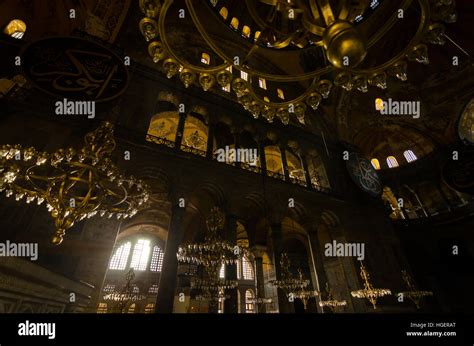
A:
[[176, 207, 242, 301], [397, 270, 433, 309], [0, 122, 150, 245], [319, 283, 347, 312], [138, 0, 456, 124], [270, 253, 310, 293], [351, 261, 392, 309]]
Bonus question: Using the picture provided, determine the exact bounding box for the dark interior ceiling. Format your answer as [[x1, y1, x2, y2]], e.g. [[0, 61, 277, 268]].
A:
[[1, 0, 473, 169]]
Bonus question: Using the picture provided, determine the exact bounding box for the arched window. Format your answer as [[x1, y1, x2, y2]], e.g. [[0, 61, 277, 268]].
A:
[[147, 111, 179, 144], [386, 156, 399, 168], [97, 303, 108, 313], [371, 158, 381, 170], [230, 17, 239, 29], [264, 145, 284, 177], [109, 242, 131, 270], [403, 150, 417, 163], [127, 303, 136, 313], [219, 263, 225, 278], [219, 7, 228, 20], [245, 290, 255, 313], [201, 52, 210, 65], [150, 245, 165, 272], [286, 150, 305, 183], [130, 239, 151, 271], [307, 154, 330, 189], [242, 25, 251, 38], [242, 256, 254, 280], [181, 115, 208, 153], [145, 303, 155, 313], [4, 19, 26, 39]]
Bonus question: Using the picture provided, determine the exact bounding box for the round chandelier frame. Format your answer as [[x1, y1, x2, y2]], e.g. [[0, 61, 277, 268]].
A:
[[139, 0, 455, 125]]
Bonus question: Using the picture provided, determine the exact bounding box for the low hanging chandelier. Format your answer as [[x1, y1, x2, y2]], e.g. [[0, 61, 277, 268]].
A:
[[104, 269, 147, 313], [351, 261, 391, 309], [270, 253, 310, 294], [176, 206, 242, 300], [397, 270, 433, 309], [0, 122, 150, 245], [318, 282, 347, 312], [138, 0, 456, 125]]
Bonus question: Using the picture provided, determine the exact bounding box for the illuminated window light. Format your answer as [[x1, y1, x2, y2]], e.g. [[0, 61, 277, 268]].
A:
[[4, 19, 26, 39], [277, 88, 285, 100], [231, 17, 239, 29], [403, 150, 417, 163], [219, 7, 228, 20], [242, 25, 251, 38], [201, 52, 210, 65], [109, 242, 131, 270], [386, 156, 399, 168], [371, 158, 380, 170], [130, 239, 151, 271], [240, 70, 248, 81], [258, 78, 267, 90], [150, 245, 164, 272]]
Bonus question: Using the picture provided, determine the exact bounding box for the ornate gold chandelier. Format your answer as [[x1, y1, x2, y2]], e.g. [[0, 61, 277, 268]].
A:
[[397, 270, 433, 309], [0, 122, 150, 245], [319, 283, 347, 312], [177, 207, 242, 301], [350, 261, 391, 309], [138, 0, 455, 124], [269, 253, 310, 293]]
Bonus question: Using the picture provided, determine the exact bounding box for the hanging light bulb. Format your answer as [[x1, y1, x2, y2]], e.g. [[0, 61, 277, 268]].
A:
[[369, 72, 387, 89], [148, 41, 166, 63], [334, 72, 353, 91], [199, 73, 215, 91], [216, 69, 233, 87], [306, 92, 322, 110], [163, 58, 179, 79], [277, 107, 290, 125], [353, 75, 368, 93], [388, 61, 408, 81], [317, 79, 332, 99], [407, 44, 429, 65]]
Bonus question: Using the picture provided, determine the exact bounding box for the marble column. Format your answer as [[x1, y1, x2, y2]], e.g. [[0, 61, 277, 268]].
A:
[[206, 122, 215, 159], [223, 214, 238, 313], [155, 202, 186, 313], [307, 229, 328, 313], [252, 245, 267, 313], [175, 112, 187, 149], [279, 145, 290, 181], [270, 222, 291, 313]]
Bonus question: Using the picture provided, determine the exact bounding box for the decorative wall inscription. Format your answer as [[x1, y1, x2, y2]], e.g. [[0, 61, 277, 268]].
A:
[[21, 37, 128, 102], [346, 152, 382, 197]]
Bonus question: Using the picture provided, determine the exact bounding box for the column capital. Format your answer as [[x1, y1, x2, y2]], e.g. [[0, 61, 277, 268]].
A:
[[250, 245, 268, 258]]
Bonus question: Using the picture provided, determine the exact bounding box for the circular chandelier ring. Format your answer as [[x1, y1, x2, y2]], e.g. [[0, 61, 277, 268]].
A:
[[159, 0, 231, 74], [246, 78, 318, 108], [366, 0, 417, 48], [186, 0, 331, 82], [352, 0, 429, 74]]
